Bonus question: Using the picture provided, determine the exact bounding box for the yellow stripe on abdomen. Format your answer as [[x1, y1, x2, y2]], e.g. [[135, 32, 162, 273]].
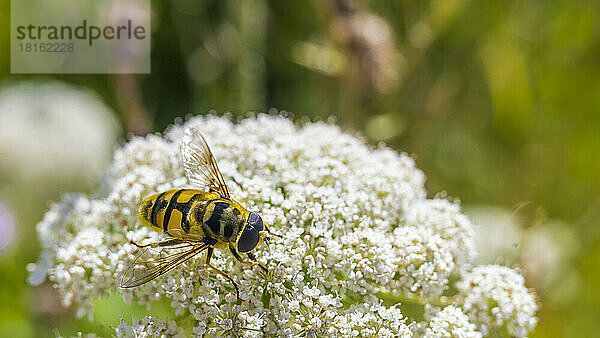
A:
[[176, 190, 199, 204], [156, 209, 166, 229], [167, 209, 184, 232]]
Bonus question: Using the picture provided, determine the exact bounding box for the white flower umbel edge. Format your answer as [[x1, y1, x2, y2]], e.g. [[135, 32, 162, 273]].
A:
[[29, 114, 537, 337]]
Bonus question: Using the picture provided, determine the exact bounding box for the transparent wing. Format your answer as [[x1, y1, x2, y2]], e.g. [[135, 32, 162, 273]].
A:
[[166, 228, 205, 242], [120, 242, 209, 288], [181, 128, 231, 198]]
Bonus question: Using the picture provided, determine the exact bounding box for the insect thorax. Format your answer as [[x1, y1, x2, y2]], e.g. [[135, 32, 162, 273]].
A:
[[202, 200, 245, 242]]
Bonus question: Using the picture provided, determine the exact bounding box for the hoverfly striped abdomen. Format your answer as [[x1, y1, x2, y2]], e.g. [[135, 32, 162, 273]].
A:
[[139, 189, 217, 236]]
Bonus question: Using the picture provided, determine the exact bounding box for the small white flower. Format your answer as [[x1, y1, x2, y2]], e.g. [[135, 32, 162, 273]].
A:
[[220, 318, 233, 331]]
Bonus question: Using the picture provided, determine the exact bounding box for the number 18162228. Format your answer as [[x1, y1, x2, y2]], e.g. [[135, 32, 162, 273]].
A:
[[19, 42, 74, 53]]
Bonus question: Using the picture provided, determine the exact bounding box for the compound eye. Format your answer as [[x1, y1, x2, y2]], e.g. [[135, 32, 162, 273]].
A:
[[248, 212, 264, 232], [237, 226, 260, 253]]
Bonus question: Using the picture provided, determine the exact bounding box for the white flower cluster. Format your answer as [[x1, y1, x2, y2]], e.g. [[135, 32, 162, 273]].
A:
[[420, 305, 482, 338], [0, 81, 119, 185], [27, 193, 132, 319], [456, 265, 538, 337], [29, 114, 538, 336], [114, 316, 184, 337]]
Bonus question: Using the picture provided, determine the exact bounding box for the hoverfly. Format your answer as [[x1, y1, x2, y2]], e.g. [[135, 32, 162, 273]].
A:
[[120, 127, 279, 300]]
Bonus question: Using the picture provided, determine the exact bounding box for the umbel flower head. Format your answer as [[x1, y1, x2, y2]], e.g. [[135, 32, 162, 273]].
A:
[[29, 114, 537, 336]]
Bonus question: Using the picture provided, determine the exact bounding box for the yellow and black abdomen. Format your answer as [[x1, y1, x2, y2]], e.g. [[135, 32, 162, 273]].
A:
[[139, 189, 219, 237]]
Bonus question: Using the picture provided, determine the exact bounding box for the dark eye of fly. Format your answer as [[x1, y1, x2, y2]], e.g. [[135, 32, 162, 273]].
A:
[[236, 212, 264, 252], [247, 212, 264, 232], [237, 227, 259, 253]]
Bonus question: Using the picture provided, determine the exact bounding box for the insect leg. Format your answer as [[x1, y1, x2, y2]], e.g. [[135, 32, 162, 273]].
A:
[[205, 247, 240, 302], [264, 223, 282, 238], [246, 252, 270, 272], [229, 245, 268, 272]]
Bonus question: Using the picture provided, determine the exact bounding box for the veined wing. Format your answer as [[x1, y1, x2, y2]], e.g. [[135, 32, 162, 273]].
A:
[[181, 128, 231, 198], [120, 242, 209, 288], [166, 228, 205, 242]]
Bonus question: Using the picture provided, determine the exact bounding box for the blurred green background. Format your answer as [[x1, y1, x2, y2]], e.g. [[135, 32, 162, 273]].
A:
[[0, 0, 599, 336]]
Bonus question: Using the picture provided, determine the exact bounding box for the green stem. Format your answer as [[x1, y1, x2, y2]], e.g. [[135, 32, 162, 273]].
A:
[[376, 291, 454, 307]]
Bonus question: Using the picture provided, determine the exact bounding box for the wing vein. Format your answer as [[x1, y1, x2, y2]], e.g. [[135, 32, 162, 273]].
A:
[[120, 243, 209, 288], [181, 128, 231, 198]]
